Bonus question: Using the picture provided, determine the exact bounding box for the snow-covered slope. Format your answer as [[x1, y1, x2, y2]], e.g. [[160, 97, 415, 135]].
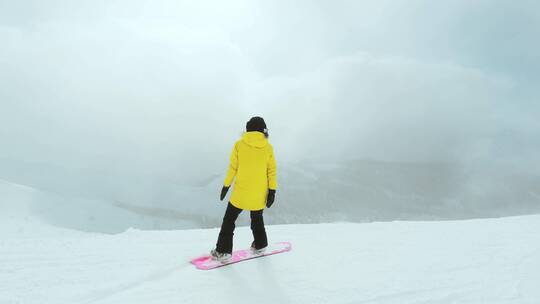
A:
[[0, 179, 204, 234], [3, 199, 540, 304]]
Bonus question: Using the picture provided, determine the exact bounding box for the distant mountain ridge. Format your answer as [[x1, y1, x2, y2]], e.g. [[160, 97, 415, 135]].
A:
[[1, 159, 539, 233]]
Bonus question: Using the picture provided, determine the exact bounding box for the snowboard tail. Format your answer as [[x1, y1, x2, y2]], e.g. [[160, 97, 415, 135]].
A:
[[190, 241, 292, 270]]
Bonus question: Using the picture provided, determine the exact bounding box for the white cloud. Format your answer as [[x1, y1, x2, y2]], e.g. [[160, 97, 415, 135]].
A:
[[0, 0, 538, 202]]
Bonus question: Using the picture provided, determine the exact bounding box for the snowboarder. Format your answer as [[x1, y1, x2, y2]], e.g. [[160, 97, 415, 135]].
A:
[[210, 116, 277, 262]]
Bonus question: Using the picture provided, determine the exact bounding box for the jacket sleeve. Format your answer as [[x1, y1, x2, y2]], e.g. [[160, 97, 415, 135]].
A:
[[267, 146, 277, 190], [223, 142, 239, 187]]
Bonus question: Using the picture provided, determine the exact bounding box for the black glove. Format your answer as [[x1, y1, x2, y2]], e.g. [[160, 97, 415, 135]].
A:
[[266, 189, 276, 208], [220, 186, 229, 201]]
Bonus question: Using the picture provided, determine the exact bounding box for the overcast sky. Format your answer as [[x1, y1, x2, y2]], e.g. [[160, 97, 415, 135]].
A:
[[1, 0, 539, 197]]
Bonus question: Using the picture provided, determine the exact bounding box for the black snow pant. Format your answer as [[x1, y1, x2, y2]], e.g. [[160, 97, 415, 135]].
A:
[[216, 202, 268, 254]]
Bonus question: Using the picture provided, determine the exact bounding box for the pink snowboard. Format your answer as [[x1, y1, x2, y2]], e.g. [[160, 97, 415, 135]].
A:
[[190, 242, 292, 270]]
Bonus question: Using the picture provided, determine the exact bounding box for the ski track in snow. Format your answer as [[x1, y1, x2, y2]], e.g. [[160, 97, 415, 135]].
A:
[[2, 210, 540, 303], [82, 265, 186, 304]]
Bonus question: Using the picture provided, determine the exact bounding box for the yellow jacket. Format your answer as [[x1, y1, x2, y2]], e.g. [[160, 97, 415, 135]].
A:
[[223, 131, 277, 210]]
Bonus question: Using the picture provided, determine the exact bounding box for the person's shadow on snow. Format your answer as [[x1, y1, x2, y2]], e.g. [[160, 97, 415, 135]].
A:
[[217, 258, 291, 304]]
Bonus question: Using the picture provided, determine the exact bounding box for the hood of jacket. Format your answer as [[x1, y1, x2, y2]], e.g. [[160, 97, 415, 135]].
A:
[[242, 131, 268, 148]]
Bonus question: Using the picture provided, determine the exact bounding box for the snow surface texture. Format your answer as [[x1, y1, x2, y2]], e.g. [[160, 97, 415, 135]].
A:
[[2, 180, 540, 303]]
